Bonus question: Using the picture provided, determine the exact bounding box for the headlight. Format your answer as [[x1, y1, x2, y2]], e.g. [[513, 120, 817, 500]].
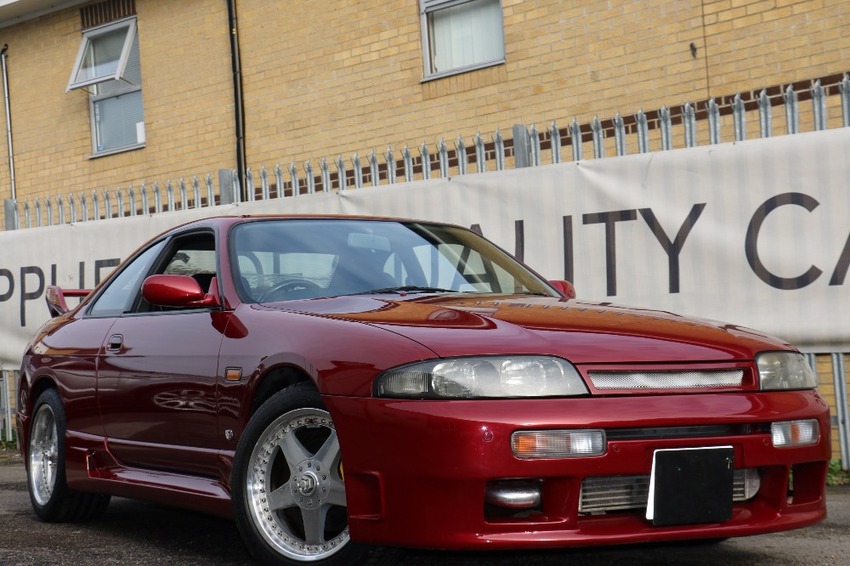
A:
[[374, 356, 588, 399], [757, 351, 817, 390]]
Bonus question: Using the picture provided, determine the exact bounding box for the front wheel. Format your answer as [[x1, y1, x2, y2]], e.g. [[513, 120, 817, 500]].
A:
[[232, 383, 368, 566], [27, 388, 110, 522]]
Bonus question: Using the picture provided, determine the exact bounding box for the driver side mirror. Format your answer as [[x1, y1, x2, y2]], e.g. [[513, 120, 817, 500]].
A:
[[142, 274, 220, 308], [549, 280, 576, 299]]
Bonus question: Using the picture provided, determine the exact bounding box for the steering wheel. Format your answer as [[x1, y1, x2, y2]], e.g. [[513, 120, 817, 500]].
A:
[[258, 279, 322, 302]]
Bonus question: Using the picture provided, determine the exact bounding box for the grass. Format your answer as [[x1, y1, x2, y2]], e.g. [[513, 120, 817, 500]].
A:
[[0, 436, 19, 463], [827, 459, 850, 486]]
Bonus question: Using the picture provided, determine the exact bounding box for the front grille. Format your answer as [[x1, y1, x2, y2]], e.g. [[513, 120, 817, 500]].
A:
[[579, 469, 758, 514], [605, 424, 755, 441], [587, 369, 744, 390]]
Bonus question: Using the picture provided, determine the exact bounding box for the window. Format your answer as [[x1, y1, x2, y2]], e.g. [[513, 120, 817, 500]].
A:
[[67, 17, 145, 156], [420, 0, 505, 79], [88, 240, 165, 317]]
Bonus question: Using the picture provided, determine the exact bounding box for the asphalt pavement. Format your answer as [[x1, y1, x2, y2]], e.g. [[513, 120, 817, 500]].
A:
[[1, 458, 848, 565]]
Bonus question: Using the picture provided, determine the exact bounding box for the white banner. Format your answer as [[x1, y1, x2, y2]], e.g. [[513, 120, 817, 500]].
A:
[[1, 129, 848, 368]]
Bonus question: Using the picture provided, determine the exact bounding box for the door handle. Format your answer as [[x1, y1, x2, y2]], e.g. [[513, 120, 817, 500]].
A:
[[107, 334, 124, 352]]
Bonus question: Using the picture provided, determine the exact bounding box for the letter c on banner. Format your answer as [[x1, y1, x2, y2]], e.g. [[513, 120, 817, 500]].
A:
[[745, 192, 822, 290]]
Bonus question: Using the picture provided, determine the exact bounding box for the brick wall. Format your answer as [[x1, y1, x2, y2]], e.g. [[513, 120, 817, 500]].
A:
[[0, 0, 848, 220], [0, 0, 234, 219]]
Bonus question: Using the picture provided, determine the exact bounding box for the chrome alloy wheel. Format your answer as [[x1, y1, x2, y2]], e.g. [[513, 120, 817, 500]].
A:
[[246, 407, 349, 562], [29, 402, 59, 507]]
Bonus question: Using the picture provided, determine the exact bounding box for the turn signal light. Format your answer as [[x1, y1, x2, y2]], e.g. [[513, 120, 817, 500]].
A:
[[771, 419, 819, 447], [512, 429, 606, 459]]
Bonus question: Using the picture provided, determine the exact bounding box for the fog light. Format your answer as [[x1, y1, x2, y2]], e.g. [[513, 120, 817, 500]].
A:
[[512, 429, 606, 459], [485, 480, 541, 509], [771, 419, 819, 447]]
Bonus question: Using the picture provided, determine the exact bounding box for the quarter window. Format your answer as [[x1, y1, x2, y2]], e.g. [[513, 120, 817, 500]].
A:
[[420, 0, 505, 79], [67, 17, 145, 156]]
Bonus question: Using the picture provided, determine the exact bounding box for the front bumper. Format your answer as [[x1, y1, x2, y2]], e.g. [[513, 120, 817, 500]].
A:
[[324, 390, 830, 550]]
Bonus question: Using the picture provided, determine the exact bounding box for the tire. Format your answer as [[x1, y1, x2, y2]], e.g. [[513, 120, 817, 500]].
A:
[[27, 388, 111, 522], [232, 383, 369, 566]]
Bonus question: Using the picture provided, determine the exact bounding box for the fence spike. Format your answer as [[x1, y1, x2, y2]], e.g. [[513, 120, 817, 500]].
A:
[[103, 188, 111, 219], [205, 174, 215, 206], [636, 110, 648, 153], [192, 176, 201, 209], [590, 117, 602, 159], [352, 153, 363, 188], [659, 106, 672, 150], [549, 121, 561, 164], [369, 150, 380, 186], [289, 162, 300, 195], [260, 167, 270, 200], [493, 129, 505, 171], [784, 84, 799, 134], [419, 143, 431, 180], [758, 89, 772, 138], [319, 159, 330, 192], [455, 137, 467, 175], [116, 187, 125, 218], [402, 145, 413, 182], [811, 79, 826, 131], [474, 132, 486, 173], [305, 160, 315, 194], [166, 180, 175, 212], [245, 168, 255, 201], [613, 113, 626, 156], [385, 147, 396, 183], [336, 155, 347, 191], [530, 125, 542, 166], [841, 74, 850, 127], [732, 94, 746, 141], [708, 98, 720, 145], [438, 139, 449, 177]]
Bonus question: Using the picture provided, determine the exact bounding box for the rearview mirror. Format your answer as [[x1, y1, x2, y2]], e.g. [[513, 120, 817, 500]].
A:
[[549, 280, 576, 299], [142, 274, 220, 308]]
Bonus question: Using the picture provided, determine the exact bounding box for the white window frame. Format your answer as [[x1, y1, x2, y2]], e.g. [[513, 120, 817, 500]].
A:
[[66, 17, 145, 157], [420, 0, 505, 81], [66, 18, 137, 92]]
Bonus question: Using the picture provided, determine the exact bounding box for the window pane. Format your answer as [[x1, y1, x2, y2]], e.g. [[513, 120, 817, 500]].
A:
[[89, 241, 165, 317], [428, 0, 504, 74], [94, 90, 144, 152], [73, 28, 127, 84]]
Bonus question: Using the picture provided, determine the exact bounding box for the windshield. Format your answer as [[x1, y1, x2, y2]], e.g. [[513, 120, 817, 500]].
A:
[[230, 219, 558, 302]]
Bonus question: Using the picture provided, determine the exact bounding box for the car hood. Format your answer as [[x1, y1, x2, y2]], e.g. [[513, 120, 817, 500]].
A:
[[263, 294, 790, 363]]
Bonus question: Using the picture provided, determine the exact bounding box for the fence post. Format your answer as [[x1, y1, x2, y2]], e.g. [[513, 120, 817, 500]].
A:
[[512, 124, 531, 168], [758, 89, 772, 137], [570, 117, 584, 161], [834, 353, 849, 470], [219, 169, 237, 205]]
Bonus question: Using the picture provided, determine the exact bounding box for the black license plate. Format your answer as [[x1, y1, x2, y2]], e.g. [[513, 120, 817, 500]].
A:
[[647, 446, 734, 526]]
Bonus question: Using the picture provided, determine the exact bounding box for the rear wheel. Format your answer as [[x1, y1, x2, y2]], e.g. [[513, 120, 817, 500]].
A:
[[232, 383, 368, 566], [27, 388, 110, 522]]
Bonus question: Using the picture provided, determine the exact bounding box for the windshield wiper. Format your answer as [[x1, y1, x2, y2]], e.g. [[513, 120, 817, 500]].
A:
[[363, 285, 459, 295]]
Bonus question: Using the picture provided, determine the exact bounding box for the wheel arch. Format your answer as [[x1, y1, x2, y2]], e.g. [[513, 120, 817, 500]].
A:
[[248, 364, 314, 416]]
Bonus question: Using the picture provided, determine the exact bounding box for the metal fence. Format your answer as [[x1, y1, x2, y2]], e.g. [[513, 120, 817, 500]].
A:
[[2, 73, 849, 464], [5, 72, 850, 230], [1, 370, 14, 443]]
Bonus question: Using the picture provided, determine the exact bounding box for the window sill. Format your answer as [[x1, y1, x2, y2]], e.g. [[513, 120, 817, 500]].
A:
[[89, 142, 145, 160], [420, 58, 506, 83]]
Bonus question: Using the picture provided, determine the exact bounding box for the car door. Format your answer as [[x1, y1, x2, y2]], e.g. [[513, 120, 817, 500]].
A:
[[95, 230, 226, 478]]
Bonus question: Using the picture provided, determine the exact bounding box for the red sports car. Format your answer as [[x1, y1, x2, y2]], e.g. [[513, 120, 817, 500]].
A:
[[17, 216, 829, 565]]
